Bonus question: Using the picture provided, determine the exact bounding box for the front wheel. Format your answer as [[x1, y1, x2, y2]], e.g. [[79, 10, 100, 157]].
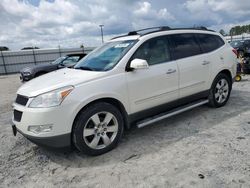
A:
[[208, 73, 232, 108], [73, 102, 124, 156]]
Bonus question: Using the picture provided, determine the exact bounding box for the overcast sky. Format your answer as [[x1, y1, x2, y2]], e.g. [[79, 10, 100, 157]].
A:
[[0, 0, 250, 50]]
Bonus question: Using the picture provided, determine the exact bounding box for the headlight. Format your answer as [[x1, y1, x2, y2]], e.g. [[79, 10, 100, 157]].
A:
[[22, 72, 31, 76], [29, 86, 74, 108]]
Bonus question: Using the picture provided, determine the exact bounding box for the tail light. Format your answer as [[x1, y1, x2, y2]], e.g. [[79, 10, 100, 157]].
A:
[[232, 48, 238, 57]]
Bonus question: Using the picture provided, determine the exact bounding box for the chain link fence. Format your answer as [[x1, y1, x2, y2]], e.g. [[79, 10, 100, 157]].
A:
[[0, 47, 94, 75]]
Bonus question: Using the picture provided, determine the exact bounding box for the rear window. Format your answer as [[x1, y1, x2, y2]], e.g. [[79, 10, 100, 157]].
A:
[[169, 34, 201, 60], [196, 34, 225, 53], [230, 41, 243, 48]]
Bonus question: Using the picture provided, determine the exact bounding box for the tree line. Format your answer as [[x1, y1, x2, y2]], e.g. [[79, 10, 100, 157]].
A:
[[220, 24, 250, 36]]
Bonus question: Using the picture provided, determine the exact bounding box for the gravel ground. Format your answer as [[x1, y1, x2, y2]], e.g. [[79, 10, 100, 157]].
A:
[[0, 74, 250, 188]]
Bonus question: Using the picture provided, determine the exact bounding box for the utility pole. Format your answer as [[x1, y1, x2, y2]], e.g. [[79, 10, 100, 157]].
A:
[[99, 25, 104, 43]]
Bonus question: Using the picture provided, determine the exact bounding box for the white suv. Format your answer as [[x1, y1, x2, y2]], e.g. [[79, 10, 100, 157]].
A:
[[12, 27, 237, 155]]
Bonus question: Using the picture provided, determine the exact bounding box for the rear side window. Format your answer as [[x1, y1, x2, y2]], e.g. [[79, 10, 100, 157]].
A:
[[169, 34, 201, 60], [196, 34, 225, 53], [131, 36, 171, 65]]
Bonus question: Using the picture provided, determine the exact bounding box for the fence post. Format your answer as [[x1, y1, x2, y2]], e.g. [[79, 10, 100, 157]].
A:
[[32, 49, 37, 65], [0, 50, 7, 74], [81, 44, 85, 54], [58, 45, 62, 57]]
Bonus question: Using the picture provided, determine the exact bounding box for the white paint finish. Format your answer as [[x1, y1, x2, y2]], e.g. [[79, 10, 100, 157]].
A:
[[17, 68, 107, 97], [126, 61, 179, 113], [12, 29, 237, 139], [177, 54, 210, 98]]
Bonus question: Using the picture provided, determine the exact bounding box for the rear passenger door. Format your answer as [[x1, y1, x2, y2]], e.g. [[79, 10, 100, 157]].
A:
[[169, 33, 210, 98], [195, 33, 226, 86]]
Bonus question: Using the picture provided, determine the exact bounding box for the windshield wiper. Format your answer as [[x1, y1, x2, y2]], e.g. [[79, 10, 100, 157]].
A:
[[75, 66, 95, 71]]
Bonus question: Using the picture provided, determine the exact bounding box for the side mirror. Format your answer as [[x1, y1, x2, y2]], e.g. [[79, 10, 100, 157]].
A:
[[130, 59, 149, 70]]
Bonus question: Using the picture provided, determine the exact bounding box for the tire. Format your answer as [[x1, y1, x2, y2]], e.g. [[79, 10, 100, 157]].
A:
[[208, 73, 232, 108], [73, 102, 124, 156]]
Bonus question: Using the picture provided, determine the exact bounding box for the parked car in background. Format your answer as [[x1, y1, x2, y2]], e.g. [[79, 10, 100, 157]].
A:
[[12, 26, 237, 156], [20, 53, 86, 81], [243, 40, 250, 57], [230, 40, 244, 57], [230, 39, 250, 57]]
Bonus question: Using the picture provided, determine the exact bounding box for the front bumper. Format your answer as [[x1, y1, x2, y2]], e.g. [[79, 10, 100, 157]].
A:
[[20, 73, 33, 82], [12, 101, 76, 149], [12, 124, 71, 148]]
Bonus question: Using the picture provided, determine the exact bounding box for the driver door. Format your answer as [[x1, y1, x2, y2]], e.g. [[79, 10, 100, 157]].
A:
[[126, 36, 179, 114]]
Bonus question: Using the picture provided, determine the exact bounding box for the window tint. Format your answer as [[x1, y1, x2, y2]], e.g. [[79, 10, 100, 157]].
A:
[[131, 36, 171, 65], [169, 34, 201, 59], [196, 34, 225, 53], [62, 56, 79, 66]]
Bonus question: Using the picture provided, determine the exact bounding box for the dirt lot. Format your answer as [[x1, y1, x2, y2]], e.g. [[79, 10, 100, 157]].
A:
[[0, 74, 250, 188]]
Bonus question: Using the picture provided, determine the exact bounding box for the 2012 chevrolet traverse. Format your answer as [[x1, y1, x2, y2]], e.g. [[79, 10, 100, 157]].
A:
[[12, 27, 237, 155]]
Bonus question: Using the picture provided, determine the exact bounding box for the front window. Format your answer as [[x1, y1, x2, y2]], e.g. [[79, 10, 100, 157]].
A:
[[51, 56, 66, 64], [131, 36, 171, 65], [75, 40, 137, 71]]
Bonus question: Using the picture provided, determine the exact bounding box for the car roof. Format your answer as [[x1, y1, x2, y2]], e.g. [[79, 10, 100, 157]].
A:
[[110, 26, 218, 42], [66, 53, 86, 57]]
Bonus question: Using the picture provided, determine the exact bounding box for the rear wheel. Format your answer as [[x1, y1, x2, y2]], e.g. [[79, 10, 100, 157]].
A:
[[73, 102, 124, 156], [208, 73, 232, 108]]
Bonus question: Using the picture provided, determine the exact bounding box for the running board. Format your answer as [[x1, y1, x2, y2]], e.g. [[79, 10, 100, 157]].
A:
[[136, 99, 209, 128]]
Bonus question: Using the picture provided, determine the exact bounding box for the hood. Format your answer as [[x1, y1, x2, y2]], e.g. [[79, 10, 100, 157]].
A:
[[17, 68, 105, 97], [20, 63, 52, 73]]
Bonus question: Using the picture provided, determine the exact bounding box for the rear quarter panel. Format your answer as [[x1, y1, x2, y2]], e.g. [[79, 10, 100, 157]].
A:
[[208, 43, 237, 88]]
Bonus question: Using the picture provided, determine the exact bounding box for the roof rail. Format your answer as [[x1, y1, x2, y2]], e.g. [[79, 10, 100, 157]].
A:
[[111, 26, 171, 40], [111, 26, 215, 40], [128, 26, 171, 36]]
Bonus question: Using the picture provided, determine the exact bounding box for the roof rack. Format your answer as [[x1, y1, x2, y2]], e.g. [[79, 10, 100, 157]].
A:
[[127, 26, 171, 36], [111, 26, 215, 40]]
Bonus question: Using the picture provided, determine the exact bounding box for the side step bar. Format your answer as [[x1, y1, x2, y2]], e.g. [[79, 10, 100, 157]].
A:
[[136, 99, 209, 128]]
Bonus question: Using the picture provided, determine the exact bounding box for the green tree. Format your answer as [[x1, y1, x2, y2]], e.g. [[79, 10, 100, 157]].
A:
[[229, 24, 250, 36]]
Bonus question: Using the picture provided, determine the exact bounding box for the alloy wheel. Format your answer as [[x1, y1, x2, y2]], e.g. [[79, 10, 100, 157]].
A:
[[214, 78, 229, 104], [83, 111, 118, 150]]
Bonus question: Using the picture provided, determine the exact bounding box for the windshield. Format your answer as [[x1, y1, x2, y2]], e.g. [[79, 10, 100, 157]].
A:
[[230, 41, 243, 48], [51, 56, 67, 64], [75, 40, 137, 71]]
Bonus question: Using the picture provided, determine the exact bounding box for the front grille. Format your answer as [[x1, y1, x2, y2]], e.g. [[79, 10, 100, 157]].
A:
[[14, 110, 23, 122], [15, 95, 28, 106]]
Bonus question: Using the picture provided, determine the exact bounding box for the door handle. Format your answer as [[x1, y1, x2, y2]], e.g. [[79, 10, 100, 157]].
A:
[[202, 61, 210, 65], [166, 69, 176, 74]]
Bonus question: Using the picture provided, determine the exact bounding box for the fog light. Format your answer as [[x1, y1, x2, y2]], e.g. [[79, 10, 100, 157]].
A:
[[28, 124, 53, 134]]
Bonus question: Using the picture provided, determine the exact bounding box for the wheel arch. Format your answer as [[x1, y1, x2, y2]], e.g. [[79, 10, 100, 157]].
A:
[[72, 97, 130, 132], [218, 69, 233, 84]]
